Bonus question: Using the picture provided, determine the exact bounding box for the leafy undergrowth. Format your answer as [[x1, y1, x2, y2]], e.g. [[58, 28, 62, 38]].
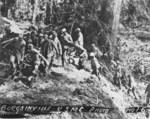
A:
[[119, 26, 150, 73], [0, 63, 149, 119]]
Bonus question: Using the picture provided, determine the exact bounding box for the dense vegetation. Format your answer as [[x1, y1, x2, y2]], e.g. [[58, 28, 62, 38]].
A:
[[0, 0, 114, 57]]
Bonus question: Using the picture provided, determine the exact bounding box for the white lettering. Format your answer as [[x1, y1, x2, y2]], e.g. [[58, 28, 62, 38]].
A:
[[1, 105, 6, 111], [89, 107, 95, 112]]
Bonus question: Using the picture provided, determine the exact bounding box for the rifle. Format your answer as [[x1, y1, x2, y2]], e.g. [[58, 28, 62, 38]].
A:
[[33, 49, 49, 66], [1, 38, 15, 48]]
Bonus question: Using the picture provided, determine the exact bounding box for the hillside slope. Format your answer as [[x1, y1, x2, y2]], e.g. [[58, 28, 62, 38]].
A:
[[0, 63, 148, 119]]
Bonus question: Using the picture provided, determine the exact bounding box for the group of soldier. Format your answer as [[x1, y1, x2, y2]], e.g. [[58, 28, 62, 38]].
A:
[[1, 25, 140, 94], [110, 56, 150, 105], [2, 26, 105, 86], [110, 60, 138, 99], [3, 23, 150, 105]]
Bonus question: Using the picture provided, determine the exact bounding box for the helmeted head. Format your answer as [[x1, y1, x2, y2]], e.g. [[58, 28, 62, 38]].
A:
[[52, 31, 57, 37], [91, 44, 96, 50], [91, 44, 96, 47], [61, 28, 67, 34], [49, 35, 53, 40], [19, 34, 23, 38], [89, 52, 95, 59], [15, 36, 19, 41], [39, 33, 44, 37], [44, 34, 48, 39], [23, 34, 27, 38], [28, 44, 34, 51], [75, 28, 81, 33]]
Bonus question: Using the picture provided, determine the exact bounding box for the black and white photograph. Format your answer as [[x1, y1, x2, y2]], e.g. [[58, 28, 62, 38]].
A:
[[0, 0, 150, 119]]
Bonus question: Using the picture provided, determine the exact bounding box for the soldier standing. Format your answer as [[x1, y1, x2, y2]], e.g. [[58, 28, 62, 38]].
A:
[[52, 31, 62, 58], [74, 28, 84, 47], [60, 28, 73, 66], [10, 35, 26, 70], [89, 52, 101, 78], [127, 75, 137, 99], [41, 34, 58, 71], [91, 44, 103, 62], [26, 44, 48, 75]]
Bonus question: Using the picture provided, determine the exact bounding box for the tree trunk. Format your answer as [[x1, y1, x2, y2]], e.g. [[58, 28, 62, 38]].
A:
[[50, 0, 53, 15], [64, 0, 67, 8], [111, 0, 122, 60], [0, 1, 4, 61], [32, 0, 39, 24], [0, 38, 2, 61], [0, 7, 4, 61]]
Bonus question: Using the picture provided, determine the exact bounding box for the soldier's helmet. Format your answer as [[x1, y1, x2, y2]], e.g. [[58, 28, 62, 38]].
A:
[[39, 33, 44, 37], [52, 31, 57, 37], [19, 34, 23, 38], [49, 35, 53, 39], [61, 28, 67, 33], [75, 28, 81, 32], [89, 52, 95, 58], [45, 34, 49, 39], [28, 44, 34, 50], [91, 43, 96, 47]]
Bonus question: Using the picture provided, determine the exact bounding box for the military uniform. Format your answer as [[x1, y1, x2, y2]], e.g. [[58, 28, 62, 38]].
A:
[[31, 33, 39, 47], [78, 49, 88, 70], [10, 38, 26, 69], [61, 32, 73, 66], [41, 38, 57, 70], [116, 63, 122, 89], [26, 49, 40, 71], [53, 36, 62, 56], [91, 44, 103, 61], [75, 31, 84, 47], [127, 75, 137, 99], [91, 57, 101, 76]]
